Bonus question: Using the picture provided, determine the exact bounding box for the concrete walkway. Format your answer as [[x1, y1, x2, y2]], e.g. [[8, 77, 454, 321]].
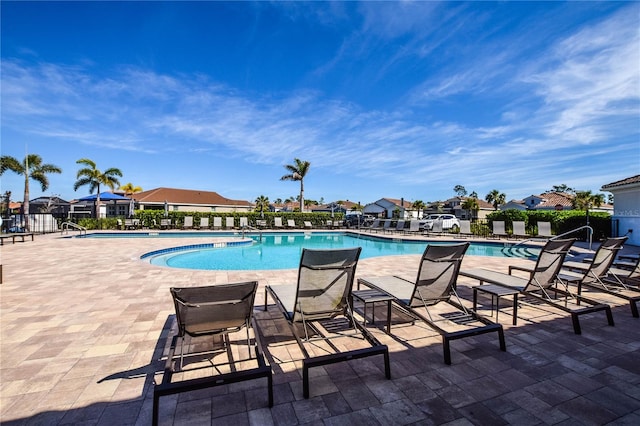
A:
[[1, 231, 638, 425]]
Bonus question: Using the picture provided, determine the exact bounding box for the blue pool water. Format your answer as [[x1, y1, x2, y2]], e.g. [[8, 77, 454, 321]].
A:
[[144, 233, 539, 271]]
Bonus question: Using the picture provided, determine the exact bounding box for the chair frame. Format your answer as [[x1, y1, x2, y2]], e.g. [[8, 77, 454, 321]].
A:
[[263, 248, 390, 398], [358, 243, 506, 365]]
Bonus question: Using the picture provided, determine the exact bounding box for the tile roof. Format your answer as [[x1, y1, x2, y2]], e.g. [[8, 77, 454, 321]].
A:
[[132, 187, 251, 207], [601, 174, 640, 190], [536, 192, 574, 208], [383, 198, 413, 209]]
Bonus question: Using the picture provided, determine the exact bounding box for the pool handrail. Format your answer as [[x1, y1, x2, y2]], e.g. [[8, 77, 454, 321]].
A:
[[61, 222, 87, 237]]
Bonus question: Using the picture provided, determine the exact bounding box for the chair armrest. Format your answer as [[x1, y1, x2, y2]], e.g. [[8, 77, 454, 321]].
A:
[[509, 265, 533, 277]]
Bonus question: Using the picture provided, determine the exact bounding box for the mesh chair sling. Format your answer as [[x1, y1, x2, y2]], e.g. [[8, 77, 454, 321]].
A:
[[561, 237, 638, 317], [153, 281, 272, 425], [358, 243, 506, 365], [264, 248, 390, 398]]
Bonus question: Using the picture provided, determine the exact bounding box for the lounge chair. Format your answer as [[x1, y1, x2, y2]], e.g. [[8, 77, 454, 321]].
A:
[[225, 217, 235, 229], [124, 219, 140, 230], [199, 217, 209, 229], [387, 219, 404, 233], [560, 237, 638, 317], [264, 248, 390, 398], [362, 218, 381, 232], [160, 218, 172, 229], [461, 238, 614, 334], [403, 220, 420, 235], [287, 219, 297, 229], [454, 220, 473, 239], [182, 216, 193, 230], [609, 255, 640, 287], [303, 221, 313, 229], [255, 219, 267, 228], [273, 217, 284, 229], [425, 219, 443, 236], [491, 221, 507, 239], [358, 242, 505, 365], [154, 281, 272, 425], [212, 217, 222, 230], [239, 217, 249, 228], [379, 219, 392, 233], [511, 221, 527, 239], [536, 221, 553, 239]]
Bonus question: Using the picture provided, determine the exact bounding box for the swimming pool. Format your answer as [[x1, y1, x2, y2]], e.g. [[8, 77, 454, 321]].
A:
[[143, 233, 539, 270]]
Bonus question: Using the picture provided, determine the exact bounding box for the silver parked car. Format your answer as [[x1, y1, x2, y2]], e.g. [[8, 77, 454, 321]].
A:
[[419, 214, 461, 231]]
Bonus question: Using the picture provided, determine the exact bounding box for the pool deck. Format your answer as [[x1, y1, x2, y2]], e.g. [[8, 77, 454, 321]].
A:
[[1, 231, 639, 425]]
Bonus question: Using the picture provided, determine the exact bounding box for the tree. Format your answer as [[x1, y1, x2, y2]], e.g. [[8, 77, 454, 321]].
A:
[[548, 184, 575, 194], [0, 154, 62, 231], [119, 183, 143, 197], [461, 197, 479, 220], [73, 158, 123, 218], [453, 185, 467, 197], [469, 191, 478, 198], [485, 189, 506, 210], [572, 190, 604, 227], [254, 195, 270, 216], [280, 158, 310, 212], [412, 200, 426, 218]]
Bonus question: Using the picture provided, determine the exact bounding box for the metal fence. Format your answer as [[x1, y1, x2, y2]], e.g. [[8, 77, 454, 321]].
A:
[[4, 214, 60, 234]]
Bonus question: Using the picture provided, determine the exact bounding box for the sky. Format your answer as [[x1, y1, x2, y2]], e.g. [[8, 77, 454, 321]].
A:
[[1, 1, 639, 207]]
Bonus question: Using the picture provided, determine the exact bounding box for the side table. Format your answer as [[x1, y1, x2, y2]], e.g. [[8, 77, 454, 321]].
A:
[[351, 289, 394, 333], [473, 284, 519, 325]]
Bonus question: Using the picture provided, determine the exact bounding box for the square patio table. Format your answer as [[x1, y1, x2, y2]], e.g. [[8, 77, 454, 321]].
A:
[[472, 284, 519, 325], [351, 289, 393, 333]]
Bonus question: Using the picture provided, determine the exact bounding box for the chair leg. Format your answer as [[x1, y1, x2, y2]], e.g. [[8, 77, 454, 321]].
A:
[[442, 336, 452, 365], [630, 300, 639, 318], [180, 336, 185, 370], [498, 327, 506, 352], [303, 362, 310, 398], [571, 313, 582, 335], [605, 307, 615, 326]]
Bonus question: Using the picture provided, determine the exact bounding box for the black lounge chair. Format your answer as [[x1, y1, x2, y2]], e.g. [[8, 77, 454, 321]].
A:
[[358, 242, 506, 365], [153, 281, 272, 425], [560, 237, 639, 317], [461, 239, 614, 334], [264, 248, 390, 398]]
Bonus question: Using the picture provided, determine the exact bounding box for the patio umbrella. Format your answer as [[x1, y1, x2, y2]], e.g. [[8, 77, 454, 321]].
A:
[[78, 192, 130, 201], [129, 198, 135, 218], [164, 200, 168, 218]]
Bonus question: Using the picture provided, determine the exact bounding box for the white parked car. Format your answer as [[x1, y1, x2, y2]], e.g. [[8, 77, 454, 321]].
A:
[[419, 214, 460, 231]]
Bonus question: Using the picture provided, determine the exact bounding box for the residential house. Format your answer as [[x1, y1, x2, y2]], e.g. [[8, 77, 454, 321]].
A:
[[448, 197, 495, 221], [363, 198, 414, 219], [602, 175, 640, 246], [132, 187, 253, 213]]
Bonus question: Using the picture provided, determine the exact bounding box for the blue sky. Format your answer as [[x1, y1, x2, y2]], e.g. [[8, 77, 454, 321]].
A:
[[2, 1, 639, 206]]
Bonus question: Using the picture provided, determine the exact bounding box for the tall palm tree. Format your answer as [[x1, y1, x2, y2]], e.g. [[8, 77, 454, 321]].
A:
[[73, 158, 122, 218], [485, 189, 506, 210], [119, 183, 143, 197], [254, 195, 270, 216], [453, 185, 467, 197], [0, 154, 62, 231], [280, 158, 310, 212]]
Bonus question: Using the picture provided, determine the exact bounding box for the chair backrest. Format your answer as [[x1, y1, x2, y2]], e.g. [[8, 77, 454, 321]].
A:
[[395, 220, 405, 231], [184, 216, 193, 227], [408, 220, 419, 232], [239, 217, 248, 227], [292, 248, 362, 323], [537, 222, 552, 237], [170, 281, 258, 338], [382, 219, 391, 230], [584, 237, 627, 282], [512, 221, 526, 236], [432, 220, 443, 233], [523, 238, 575, 292], [213, 217, 222, 228], [459, 220, 471, 234], [410, 243, 470, 307], [492, 221, 506, 235], [304, 221, 312, 228], [370, 219, 380, 229], [287, 219, 296, 227], [200, 217, 209, 228], [274, 217, 283, 227], [226, 217, 235, 228]]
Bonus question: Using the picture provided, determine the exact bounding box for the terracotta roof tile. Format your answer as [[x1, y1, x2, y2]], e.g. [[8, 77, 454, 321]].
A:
[[132, 187, 251, 207], [601, 174, 640, 190]]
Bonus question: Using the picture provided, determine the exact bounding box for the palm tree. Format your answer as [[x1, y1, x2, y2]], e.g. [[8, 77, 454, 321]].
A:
[[254, 195, 270, 216], [572, 190, 604, 227], [0, 154, 62, 231], [412, 200, 426, 218], [485, 189, 506, 210], [119, 183, 143, 197], [280, 158, 310, 212], [73, 158, 123, 218], [461, 197, 480, 221]]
